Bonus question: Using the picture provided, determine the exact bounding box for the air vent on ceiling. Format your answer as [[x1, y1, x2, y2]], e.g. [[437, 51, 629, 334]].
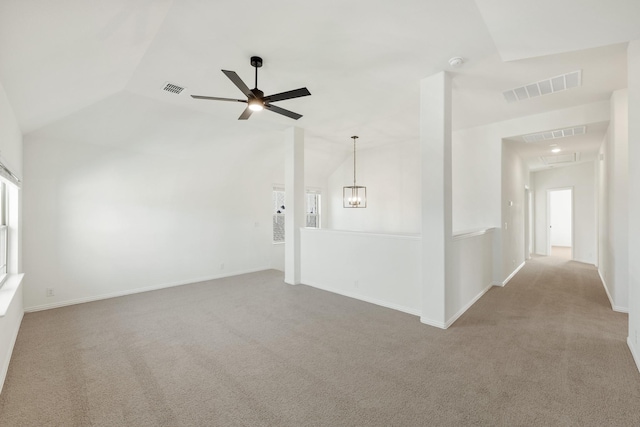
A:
[[162, 82, 185, 94], [523, 126, 586, 143], [540, 152, 580, 165], [503, 70, 581, 103]]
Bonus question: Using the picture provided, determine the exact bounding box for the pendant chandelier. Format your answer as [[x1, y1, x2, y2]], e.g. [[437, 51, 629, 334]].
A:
[[343, 136, 367, 208]]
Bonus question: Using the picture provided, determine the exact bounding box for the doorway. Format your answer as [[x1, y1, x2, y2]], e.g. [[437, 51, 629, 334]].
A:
[[547, 188, 573, 259]]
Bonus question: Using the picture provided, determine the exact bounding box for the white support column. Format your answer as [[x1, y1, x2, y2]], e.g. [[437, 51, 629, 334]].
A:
[[419, 71, 452, 328], [627, 40, 640, 371], [284, 127, 304, 285], [610, 89, 629, 309]]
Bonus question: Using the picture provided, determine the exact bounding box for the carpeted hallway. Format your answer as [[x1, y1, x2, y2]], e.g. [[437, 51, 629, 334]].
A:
[[1, 256, 639, 426]]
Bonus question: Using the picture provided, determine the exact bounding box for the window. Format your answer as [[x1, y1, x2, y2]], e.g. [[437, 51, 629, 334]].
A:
[[0, 181, 8, 284], [272, 188, 321, 243], [306, 191, 321, 228], [273, 188, 286, 243]]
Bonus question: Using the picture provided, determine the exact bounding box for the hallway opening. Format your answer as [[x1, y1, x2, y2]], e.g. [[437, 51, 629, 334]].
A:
[[548, 188, 573, 259]]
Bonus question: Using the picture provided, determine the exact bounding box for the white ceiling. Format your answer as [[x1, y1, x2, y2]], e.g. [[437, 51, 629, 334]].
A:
[[0, 0, 173, 134], [475, 0, 640, 61], [0, 0, 638, 170], [504, 122, 608, 171]]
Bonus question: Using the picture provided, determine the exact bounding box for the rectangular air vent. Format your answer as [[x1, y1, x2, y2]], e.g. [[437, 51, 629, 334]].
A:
[[162, 82, 185, 94], [503, 70, 581, 103], [540, 152, 580, 165], [523, 126, 586, 143]]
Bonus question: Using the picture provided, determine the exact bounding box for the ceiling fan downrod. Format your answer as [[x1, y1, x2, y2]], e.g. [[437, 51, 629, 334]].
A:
[[250, 56, 262, 89]]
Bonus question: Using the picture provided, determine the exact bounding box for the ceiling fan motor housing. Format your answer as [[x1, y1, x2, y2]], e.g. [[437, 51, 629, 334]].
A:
[[250, 56, 263, 68]]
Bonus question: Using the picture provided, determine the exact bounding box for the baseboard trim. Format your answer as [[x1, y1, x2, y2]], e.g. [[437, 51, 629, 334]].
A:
[[420, 316, 446, 329], [627, 336, 640, 373], [444, 283, 493, 328], [496, 261, 525, 287], [301, 280, 421, 318], [1, 310, 23, 395], [24, 267, 271, 313], [597, 269, 629, 313]]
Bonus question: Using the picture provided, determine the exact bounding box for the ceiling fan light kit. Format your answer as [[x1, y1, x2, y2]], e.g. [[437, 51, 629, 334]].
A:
[[191, 56, 310, 120], [248, 98, 264, 111], [343, 136, 367, 208]]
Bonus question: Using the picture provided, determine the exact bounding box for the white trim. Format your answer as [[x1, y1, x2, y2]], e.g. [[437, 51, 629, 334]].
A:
[[597, 269, 629, 313], [628, 336, 640, 373], [0, 274, 24, 394], [452, 228, 495, 240], [0, 274, 24, 317], [301, 228, 420, 241], [24, 267, 270, 313], [546, 187, 574, 258], [305, 187, 322, 195], [420, 316, 446, 329], [444, 283, 493, 328], [302, 279, 421, 317], [0, 310, 23, 395], [495, 261, 526, 287], [0, 161, 20, 187]]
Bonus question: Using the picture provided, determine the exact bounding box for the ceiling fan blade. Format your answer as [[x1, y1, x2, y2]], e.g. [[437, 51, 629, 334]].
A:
[[191, 95, 247, 103], [264, 103, 302, 120], [263, 87, 311, 103], [238, 106, 253, 120], [221, 70, 254, 98]]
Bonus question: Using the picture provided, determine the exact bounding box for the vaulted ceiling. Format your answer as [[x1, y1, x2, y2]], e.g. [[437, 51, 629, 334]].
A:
[[1, 0, 639, 170]]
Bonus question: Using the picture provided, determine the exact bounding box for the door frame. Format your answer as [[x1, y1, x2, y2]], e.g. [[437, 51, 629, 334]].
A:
[[546, 186, 574, 258]]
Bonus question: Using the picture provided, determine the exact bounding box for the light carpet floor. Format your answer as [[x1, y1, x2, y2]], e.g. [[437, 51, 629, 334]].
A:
[[551, 246, 572, 259], [1, 256, 639, 426]]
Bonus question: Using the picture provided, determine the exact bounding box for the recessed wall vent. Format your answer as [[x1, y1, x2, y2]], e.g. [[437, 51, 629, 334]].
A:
[[162, 82, 185, 94], [540, 152, 580, 165], [503, 70, 581, 103], [523, 126, 586, 143]]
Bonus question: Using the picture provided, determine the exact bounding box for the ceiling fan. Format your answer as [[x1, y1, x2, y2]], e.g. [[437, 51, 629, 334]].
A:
[[191, 56, 311, 120]]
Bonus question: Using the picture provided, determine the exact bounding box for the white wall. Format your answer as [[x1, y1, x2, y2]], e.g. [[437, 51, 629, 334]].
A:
[[270, 243, 285, 272], [627, 40, 640, 371], [533, 162, 596, 264], [452, 101, 609, 234], [0, 80, 23, 393], [22, 91, 327, 311], [300, 227, 497, 328], [501, 142, 529, 279], [446, 230, 496, 323], [609, 90, 629, 310], [596, 90, 628, 311], [324, 102, 609, 288], [451, 102, 607, 287], [269, 147, 337, 273], [327, 140, 420, 234], [452, 128, 502, 233], [596, 138, 607, 272], [300, 228, 421, 315]]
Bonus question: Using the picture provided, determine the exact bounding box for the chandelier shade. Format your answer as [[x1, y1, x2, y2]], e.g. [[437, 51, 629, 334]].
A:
[[343, 185, 367, 208], [343, 136, 367, 208]]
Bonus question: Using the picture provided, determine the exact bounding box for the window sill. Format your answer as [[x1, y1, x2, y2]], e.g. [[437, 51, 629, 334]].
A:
[[0, 273, 24, 317]]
